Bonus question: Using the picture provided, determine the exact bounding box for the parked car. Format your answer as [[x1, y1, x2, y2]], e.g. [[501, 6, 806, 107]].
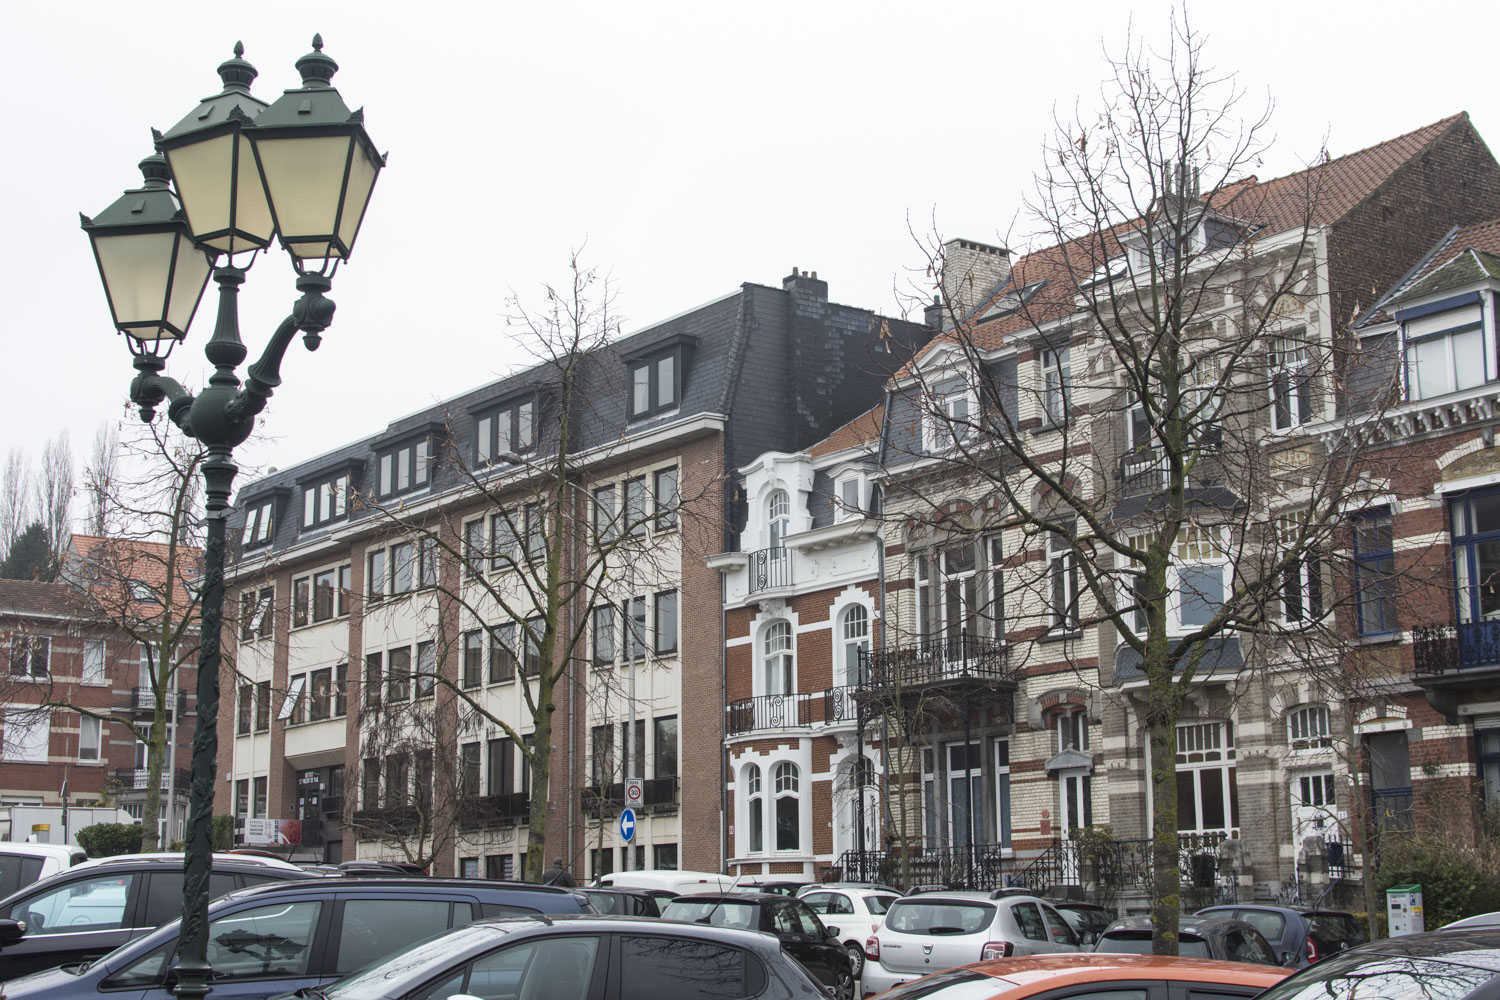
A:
[[1254, 927, 1500, 1000], [594, 868, 737, 894], [312, 913, 833, 1000], [741, 878, 813, 897], [1446, 912, 1500, 929], [0, 877, 595, 1000], [0, 843, 85, 897], [1048, 900, 1113, 946], [1195, 904, 1366, 967], [0, 854, 312, 978], [796, 881, 900, 898], [661, 891, 854, 999], [871, 953, 1290, 1000], [1094, 915, 1280, 965], [580, 886, 672, 916], [862, 891, 1080, 996], [799, 884, 900, 978]]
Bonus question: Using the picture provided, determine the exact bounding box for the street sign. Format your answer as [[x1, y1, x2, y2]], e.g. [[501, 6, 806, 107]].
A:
[[624, 778, 644, 807], [619, 807, 636, 843]]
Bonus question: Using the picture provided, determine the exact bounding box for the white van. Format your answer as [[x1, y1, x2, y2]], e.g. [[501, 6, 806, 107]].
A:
[[595, 869, 737, 894], [0, 842, 85, 896]]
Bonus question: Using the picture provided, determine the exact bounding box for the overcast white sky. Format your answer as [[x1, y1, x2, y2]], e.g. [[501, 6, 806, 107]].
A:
[[2, 0, 1497, 498]]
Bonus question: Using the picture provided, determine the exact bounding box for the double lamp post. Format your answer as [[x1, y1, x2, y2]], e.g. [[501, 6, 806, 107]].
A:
[[79, 36, 385, 998]]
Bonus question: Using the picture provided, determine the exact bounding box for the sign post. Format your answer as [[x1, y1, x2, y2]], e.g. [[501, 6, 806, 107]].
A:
[[619, 807, 636, 844]]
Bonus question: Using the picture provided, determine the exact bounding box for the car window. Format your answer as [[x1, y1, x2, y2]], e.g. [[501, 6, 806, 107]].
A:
[[206, 899, 321, 980], [827, 893, 854, 915], [1254, 954, 1494, 1000], [102, 939, 175, 989], [1012, 902, 1049, 942], [662, 899, 760, 930], [1234, 909, 1286, 942], [802, 892, 833, 913], [877, 969, 1063, 1000], [0, 856, 46, 896], [1097, 932, 1211, 959], [620, 935, 767, 1000], [865, 894, 897, 915], [144, 872, 238, 930], [19, 872, 135, 934], [336, 898, 453, 973], [466, 935, 599, 1000], [1306, 913, 1365, 946], [794, 902, 826, 936], [584, 891, 624, 914], [884, 901, 995, 934], [1040, 904, 1077, 945], [1234, 928, 1278, 965], [771, 902, 799, 935]]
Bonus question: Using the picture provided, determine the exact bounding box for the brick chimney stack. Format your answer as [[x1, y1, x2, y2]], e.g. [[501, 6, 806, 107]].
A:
[[940, 238, 1010, 327]]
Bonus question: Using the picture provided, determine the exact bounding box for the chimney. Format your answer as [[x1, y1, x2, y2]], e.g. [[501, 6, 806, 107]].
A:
[[940, 238, 1011, 323], [783, 266, 828, 301], [924, 295, 943, 330]]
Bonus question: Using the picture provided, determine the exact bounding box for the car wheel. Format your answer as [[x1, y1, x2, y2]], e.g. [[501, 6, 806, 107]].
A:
[[834, 966, 856, 1000], [844, 941, 864, 979]]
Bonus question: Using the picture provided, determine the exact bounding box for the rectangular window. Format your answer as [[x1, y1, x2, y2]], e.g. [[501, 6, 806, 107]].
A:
[[1406, 321, 1486, 401], [254, 681, 270, 732], [242, 499, 275, 550], [309, 668, 332, 721], [364, 653, 382, 709], [337, 565, 351, 617], [1042, 347, 1072, 425], [475, 396, 538, 464], [462, 630, 483, 689], [313, 568, 336, 622], [628, 353, 681, 419], [653, 843, 678, 870], [654, 467, 679, 531], [591, 724, 615, 785], [283, 674, 306, 725], [654, 716, 679, 779], [1176, 525, 1226, 630], [334, 663, 348, 717], [1270, 335, 1313, 430], [390, 542, 414, 594], [625, 477, 649, 537], [301, 473, 349, 530], [488, 737, 514, 795], [417, 537, 438, 588], [625, 597, 647, 661], [384, 755, 410, 808], [416, 640, 436, 699], [387, 646, 411, 702], [592, 605, 616, 666], [459, 743, 481, 797], [1354, 510, 1397, 636], [524, 504, 545, 562], [79, 715, 101, 762], [593, 485, 618, 545], [239, 590, 256, 640], [620, 719, 645, 779], [82, 639, 106, 686], [9, 636, 49, 678], [237, 683, 253, 735], [292, 576, 310, 627], [654, 590, 678, 655], [367, 550, 386, 602], [490, 625, 517, 683], [464, 520, 486, 576], [236, 778, 250, 818], [1048, 526, 1079, 630], [361, 759, 379, 810], [253, 776, 268, 818], [522, 617, 545, 677], [377, 437, 432, 499], [490, 512, 517, 571]]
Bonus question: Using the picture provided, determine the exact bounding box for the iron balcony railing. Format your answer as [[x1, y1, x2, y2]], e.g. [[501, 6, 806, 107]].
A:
[[1412, 620, 1500, 675], [131, 688, 189, 714], [1117, 441, 1222, 498], [859, 635, 1014, 693], [580, 777, 680, 817], [726, 685, 862, 736], [746, 547, 794, 593], [112, 767, 192, 790], [457, 792, 532, 829]]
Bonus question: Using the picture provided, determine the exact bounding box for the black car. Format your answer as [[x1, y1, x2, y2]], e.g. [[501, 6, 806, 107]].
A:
[[661, 891, 854, 999], [1255, 927, 1500, 1000], [581, 887, 672, 917], [0, 877, 594, 1000], [1195, 904, 1366, 967], [1094, 915, 1280, 965], [0, 854, 311, 978], [1050, 900, 1114, 946], [316, 914, 832, 1000]]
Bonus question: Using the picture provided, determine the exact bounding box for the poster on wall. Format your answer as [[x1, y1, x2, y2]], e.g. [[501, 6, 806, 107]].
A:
[[243, 818, 303, 846]]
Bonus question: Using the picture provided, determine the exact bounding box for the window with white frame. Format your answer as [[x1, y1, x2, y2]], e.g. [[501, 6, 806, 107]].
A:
[[773, 762, 800, 851], [745, 764, 764, 854], [923, 381, 977, 453], [1042, 347, 1072, 425], [1288, 704, 1332, 751], [1175, 720, 1237, 835], [762, 621, 794, 696], [915, 537, 1004, 647], [767, 490, 791, 550], [79, 715, 101, 762], [1405, 313, 1486, 401], [1048, 525, 1079, 630], [3, 708, 49, 763], [1277, 517, 1324, 625], [836, 476, 864, 521], [241, 497, 275, 550], [1270, 334, 1313, 429], [82, 639, 106, 686], [839, 605, 870, 686], [1057, 710, 1090, 753], [1175, 524, 1226, 629], [995, 740, 1012, 849]]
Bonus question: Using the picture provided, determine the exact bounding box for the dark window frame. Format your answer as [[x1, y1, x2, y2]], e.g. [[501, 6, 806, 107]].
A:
[[627, 350, 684, 420], [376, 434, 435, 500]]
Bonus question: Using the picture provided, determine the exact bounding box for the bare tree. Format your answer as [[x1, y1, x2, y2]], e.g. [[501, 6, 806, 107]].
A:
[[884, 18, 1401, 952], [84, 423, 121, 538], [38, 432, 74, 574], [0, 448, 35, 561]]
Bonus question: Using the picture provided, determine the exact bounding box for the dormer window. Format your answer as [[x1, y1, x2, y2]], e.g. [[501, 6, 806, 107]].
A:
[[922, 377, 977, 453], [835, 476, 865, 522], [625, 335, 695, 421], [475, 394, 537, 465], [1404, 310, 1486, 401], [376, 434, 434, 500], [241, 498, 276, 550], [301, 472, 350, 531]]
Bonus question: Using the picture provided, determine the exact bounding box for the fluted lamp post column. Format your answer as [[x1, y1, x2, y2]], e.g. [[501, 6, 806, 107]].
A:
[[80, 36, 385, 1000]]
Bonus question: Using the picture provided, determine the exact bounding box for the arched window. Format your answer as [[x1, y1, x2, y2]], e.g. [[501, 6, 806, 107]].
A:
[[768, 490, 791, 549], [1288, 704, 1331, 750], [774, 762, 800, 851], [745, 764, 764, 854], [763, 620, 794, 695], [840, 605, 870, 685]]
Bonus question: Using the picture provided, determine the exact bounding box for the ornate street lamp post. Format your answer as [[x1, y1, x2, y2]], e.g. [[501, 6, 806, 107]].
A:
[[80, 36, 384, 999]]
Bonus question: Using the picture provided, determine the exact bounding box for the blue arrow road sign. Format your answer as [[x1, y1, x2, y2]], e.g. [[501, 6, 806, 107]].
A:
[[619, 808, 637, 843]]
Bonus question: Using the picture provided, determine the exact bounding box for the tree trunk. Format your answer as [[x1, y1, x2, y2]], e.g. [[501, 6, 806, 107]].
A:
[[1148, 661, 1181, 955], [140, 701, 168, 851]]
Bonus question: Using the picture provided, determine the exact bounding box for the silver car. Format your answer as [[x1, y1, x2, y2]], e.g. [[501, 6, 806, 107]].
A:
[[862, 891, 1079, 995]]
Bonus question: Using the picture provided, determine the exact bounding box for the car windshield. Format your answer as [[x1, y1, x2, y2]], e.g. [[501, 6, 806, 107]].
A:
[[322, 923, 514, 999], [883, 901, 994, 935], [864, 895, 898, 915], [660, 899, 760, 930], [1098, 932, 1210, 959], [1254, 953, 1494, 1000]]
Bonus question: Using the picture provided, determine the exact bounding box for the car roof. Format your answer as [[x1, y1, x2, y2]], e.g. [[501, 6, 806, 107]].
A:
[[667, 891, 787, 903], [1338, 928, 1500, 971], [1199, 904, 1354, 918], [72, 852, 303, 873], [892, 890, 1034, 903], [1105, 915, 1254, 935], [960, 954, 1289, 988]]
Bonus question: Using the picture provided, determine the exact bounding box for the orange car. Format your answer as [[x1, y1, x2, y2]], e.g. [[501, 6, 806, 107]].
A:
[[871, 953, 1290, 1000]]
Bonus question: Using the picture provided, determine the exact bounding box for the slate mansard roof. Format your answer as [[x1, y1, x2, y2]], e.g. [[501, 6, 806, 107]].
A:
[[226, 274, 932, 562]]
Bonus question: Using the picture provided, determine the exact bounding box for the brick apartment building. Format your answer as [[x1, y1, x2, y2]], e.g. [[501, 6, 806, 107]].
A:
[[220, 269, 932, 876]]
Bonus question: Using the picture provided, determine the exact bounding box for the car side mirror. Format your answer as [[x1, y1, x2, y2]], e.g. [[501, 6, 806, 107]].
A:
[[0, 919, 26, 946], [825, 925, 841, 938]]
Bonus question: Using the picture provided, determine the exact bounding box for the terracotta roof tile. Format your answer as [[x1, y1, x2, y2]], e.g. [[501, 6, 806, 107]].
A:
[[809, 404, 884, 459]]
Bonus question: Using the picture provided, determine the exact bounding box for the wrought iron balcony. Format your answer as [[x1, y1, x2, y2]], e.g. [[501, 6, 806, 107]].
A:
[[1413, 620, 1500, 677], [726, 685, 863, 736], [1117, 443, 1222, 499], [746, 547, 794, 593], [112, 767, 192, 790], [457, 791, 532, 829], [131, 688, 190, 715], [859, 635, 1015, 695]]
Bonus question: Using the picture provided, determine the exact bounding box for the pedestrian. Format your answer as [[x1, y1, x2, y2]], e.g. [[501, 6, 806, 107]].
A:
[[541, 857, 575, 887]]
